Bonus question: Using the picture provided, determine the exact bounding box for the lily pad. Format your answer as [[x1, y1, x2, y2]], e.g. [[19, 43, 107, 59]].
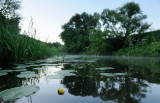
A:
[[26, 62, 35, 65], [100, 73, 116, 77], [0, 73, 8, 76], [20, 71, 35, 74], [0, 86, 40, 101], [100, 73, 130, 77], [114, 73, 130, 76], [0, 70, 13, 73], [46, 70, 76, 79], [17, 71, 37, 78], [33, 67, 47, 70], [14, 65, 29, 69], [13, 69, 27, 72], [29, 64, 40, 67], [39, 64, 59, 66], [57, 70, 76, 76], [96, 67, 114, 71], [58, 63, 68, 65]]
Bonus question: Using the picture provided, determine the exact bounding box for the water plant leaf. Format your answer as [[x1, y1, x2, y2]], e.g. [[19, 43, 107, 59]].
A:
[[0, 73, 8, 76], [17, 71, 37, 78], [100, 73, 130, 77], [0, 70, 13, 73], [29, 64, 40, 67], [13, 69, 27, 72], [14, 65, 30, 69], [114, 73, 130, 76], [39, 64, 59, 66], [33, 67, 47, 70], [46, 70, 76, 79], [100, 73, 116, 77], [96, 67, 114, 70], [0, 86, 40, 101], [57, 70, 76, 76]]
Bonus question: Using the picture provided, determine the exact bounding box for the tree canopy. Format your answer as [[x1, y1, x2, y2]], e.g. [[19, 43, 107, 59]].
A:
[[0, 0, 21, 18], [60, 2, 151, 54], [60, 12, 99, 53], [89, 2, 151, 54], [101, 2, 150, 46]]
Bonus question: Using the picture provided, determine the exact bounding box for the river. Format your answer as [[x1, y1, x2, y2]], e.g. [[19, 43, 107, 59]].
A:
[[0, 55, 160, 103]]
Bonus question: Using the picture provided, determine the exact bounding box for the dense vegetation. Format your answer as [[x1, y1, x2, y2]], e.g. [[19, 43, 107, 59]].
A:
[[60, 2, 160, 56], [0, 0, 60, 63]]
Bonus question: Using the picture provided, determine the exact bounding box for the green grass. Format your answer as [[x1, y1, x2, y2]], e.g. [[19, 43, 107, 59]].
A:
[[116, 41, 160, 56], [0, 26, 59, 63]]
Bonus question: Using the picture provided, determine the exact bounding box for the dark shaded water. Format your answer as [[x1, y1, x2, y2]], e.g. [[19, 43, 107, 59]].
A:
[[0, 55, 160, 103]]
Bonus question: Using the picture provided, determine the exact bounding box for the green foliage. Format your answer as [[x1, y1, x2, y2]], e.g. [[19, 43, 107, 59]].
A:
[[89, 29, 125, 54], [101, 2, 151, 46], [60, 12, 99, 53], [116, 41, 160, 56], [60, 2, 152, 55], [0, 0, 59, 63], [0, 86, 40, 101]]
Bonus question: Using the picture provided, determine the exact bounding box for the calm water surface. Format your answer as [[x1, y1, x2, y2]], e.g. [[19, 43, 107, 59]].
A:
[[0, 55, 160, 103]]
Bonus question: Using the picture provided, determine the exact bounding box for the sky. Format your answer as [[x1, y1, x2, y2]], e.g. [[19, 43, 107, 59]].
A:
[[20, 0, 160, 43]]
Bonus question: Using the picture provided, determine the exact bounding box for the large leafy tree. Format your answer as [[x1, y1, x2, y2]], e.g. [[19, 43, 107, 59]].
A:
[[101, 2, 151, 46], [0, 0, 21, 32], [60, 12, 99, 53], [0, 0, 21, 18]]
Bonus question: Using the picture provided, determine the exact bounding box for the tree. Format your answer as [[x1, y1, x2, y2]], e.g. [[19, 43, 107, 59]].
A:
[[101, 2, 151, 46], [60, 12, 99, 53], [0, 0, 21, 18], [0, 0, 21, 32]]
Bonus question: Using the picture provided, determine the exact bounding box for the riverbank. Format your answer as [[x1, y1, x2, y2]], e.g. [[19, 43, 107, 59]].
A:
[[0, 31, 62, 63]]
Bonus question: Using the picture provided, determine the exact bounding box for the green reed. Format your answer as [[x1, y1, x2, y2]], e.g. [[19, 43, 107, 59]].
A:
[[0, 20, 58, 63]]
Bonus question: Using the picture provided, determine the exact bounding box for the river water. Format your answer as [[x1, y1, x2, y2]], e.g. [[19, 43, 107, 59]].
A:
[[0, 55, 160, 103]]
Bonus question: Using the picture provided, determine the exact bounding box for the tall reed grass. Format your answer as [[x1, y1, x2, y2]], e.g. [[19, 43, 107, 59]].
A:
[[0, 19, 58, 63]]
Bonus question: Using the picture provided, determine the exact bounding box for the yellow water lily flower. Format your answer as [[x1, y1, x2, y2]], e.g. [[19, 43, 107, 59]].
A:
[[58, 88, 65, 95]]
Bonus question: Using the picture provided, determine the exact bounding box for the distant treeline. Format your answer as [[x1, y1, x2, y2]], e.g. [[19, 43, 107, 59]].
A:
[[0, 0, 62, 63], [60, 2, 160, 56]]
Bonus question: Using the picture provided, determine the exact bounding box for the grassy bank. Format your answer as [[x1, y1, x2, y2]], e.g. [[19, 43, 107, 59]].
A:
[[116, 30, 160, 56], [0, 27, 59, 63]]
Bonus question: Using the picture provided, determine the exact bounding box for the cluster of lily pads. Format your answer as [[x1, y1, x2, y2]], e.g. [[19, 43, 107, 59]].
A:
[[46, 70, 76, 79], [0, 85, 40, 101], [0, 69, 28, 76], [96, 67, 130, 77]]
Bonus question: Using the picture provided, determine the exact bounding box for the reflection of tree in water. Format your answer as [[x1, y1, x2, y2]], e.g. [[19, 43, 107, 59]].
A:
[[62, 76, 148, 103], [61, 60, 149, 103]]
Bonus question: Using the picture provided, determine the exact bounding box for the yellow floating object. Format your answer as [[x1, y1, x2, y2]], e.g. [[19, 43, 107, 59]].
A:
[[58, 88, 65, 95], [67, 62, 70, 65]]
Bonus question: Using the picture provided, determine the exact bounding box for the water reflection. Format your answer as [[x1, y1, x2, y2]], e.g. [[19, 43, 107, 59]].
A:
[[0, 56, 160, 103], [60, 56, 160, 103]]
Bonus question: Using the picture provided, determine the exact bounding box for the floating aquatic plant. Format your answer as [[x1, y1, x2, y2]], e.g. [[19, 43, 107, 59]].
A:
[[46, 70, 76, 79], [17, 71, 37, 78], [13, 69, 27, 72], [100, 73, 130, 77], [29, 64, 40, 67], [96, 67, 114, 71], [0, 70, 13, 73], [33, 67, 47, 70], [14, 65, 30, 69], [0, 73, 8, 76], [0, 86, 40, 101], [39, 64, 59, 66]]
